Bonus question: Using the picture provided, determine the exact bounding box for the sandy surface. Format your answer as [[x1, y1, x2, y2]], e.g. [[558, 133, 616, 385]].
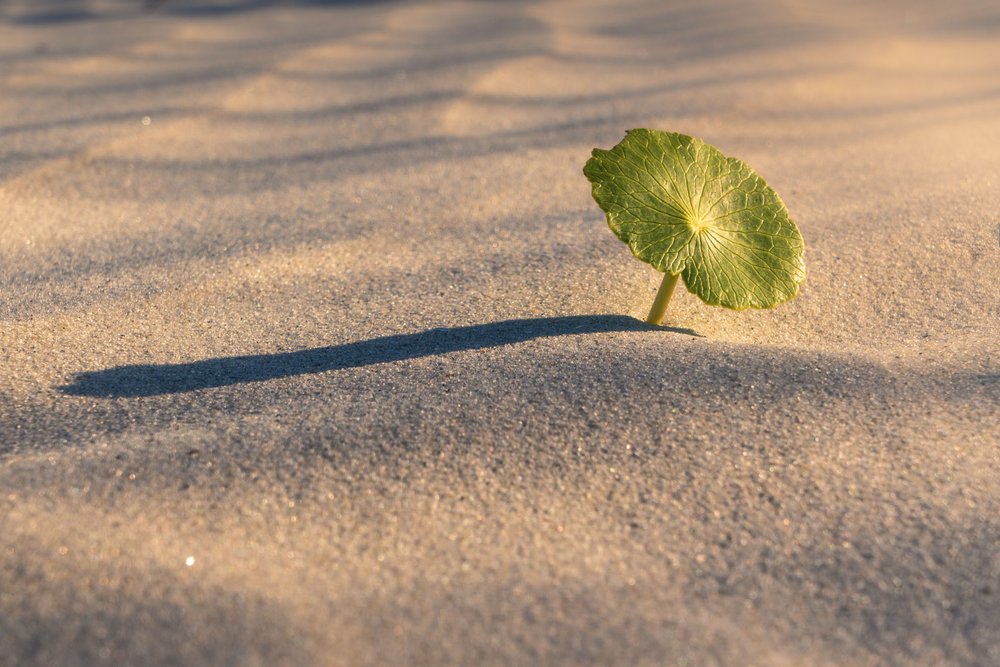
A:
[[1, 0, 999, 665]]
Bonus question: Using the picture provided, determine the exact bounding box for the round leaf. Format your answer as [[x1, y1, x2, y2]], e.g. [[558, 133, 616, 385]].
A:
[[583, 129, 806, 310]]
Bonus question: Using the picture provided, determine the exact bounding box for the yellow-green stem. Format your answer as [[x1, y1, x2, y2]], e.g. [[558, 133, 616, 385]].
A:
[[646, 272, 680, 325]]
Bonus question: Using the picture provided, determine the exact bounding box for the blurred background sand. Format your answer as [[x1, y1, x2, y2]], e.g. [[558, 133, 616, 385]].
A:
[[1, 1, 998, 665]]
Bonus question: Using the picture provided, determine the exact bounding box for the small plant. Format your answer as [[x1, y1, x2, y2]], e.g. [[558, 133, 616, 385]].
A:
[[584, 129, 806, 325]]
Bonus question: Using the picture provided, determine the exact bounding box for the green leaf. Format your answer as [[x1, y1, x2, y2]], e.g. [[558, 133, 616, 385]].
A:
[[583, 129, 805, 310]]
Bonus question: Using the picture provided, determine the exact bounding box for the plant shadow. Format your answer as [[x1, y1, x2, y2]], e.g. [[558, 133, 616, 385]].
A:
[[61, 315, 698, 398]]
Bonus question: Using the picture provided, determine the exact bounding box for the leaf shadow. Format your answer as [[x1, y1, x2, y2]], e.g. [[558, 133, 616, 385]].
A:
[[60, 315, 699, 398]]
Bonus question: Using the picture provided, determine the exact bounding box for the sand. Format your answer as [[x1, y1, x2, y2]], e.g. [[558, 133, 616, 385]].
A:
[[1, 0, 998, 665]]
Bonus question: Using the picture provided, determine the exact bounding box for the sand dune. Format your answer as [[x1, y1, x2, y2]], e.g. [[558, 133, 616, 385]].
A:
[[1, 1, 999, 665]]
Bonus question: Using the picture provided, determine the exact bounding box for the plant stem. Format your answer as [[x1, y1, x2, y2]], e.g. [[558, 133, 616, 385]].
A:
[[646, 272, 680, 325]]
